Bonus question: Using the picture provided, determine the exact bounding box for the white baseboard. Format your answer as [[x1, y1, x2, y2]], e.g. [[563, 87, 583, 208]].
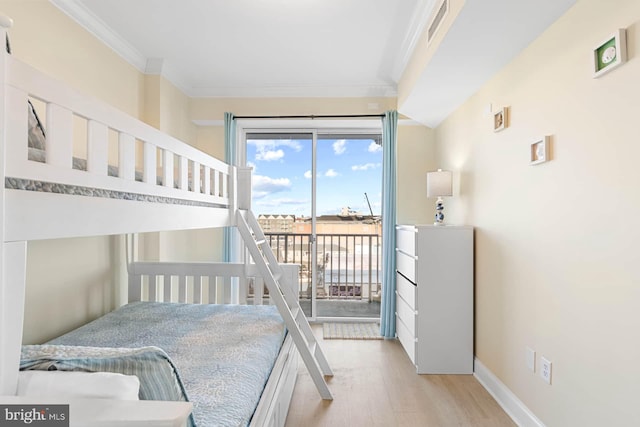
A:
[[473, 357, 546, 427]]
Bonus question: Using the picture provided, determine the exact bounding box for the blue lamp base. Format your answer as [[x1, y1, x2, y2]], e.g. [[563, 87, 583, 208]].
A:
[[434, 197, 445, 225]]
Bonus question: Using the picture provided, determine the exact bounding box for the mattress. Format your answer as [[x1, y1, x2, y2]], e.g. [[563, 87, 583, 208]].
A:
[[47, 301, 286, 427]]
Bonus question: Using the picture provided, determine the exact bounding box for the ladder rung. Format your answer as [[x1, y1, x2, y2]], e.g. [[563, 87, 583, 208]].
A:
[[255, 239, 266, 245], [286, 296, 299, 308], [294, 307, 306, 321], [308, 341, 317, 356]]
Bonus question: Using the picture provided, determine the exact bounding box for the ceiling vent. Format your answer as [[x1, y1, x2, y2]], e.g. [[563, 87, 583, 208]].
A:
[[427, 0, 449, 43]]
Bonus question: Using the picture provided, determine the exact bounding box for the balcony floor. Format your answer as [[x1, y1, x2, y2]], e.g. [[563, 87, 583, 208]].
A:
[[299, 299, 380, 319]]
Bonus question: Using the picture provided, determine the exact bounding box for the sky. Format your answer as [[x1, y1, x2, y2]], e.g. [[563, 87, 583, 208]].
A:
[[247, 136, 383, 217]]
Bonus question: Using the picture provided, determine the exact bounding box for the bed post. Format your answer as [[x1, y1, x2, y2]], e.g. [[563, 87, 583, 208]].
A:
[[0, 243, 27, 395], [0, 14, 28, 396], [237, 167, 252, 210]]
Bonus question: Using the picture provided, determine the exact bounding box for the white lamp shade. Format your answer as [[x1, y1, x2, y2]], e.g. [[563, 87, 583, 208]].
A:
[[426, 169, 453, 197]]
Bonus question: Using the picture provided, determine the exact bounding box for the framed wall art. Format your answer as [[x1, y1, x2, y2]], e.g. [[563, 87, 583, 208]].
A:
[[493, 107, 508, 132], [530, 136, 550, 165], [593, 29, 627, 78]]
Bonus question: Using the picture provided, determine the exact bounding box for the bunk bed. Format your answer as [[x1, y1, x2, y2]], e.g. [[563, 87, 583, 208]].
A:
[[0, 15, 325, 427]]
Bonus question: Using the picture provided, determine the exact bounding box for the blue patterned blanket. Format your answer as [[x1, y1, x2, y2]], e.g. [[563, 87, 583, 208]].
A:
[[45, 302, 286, 427]]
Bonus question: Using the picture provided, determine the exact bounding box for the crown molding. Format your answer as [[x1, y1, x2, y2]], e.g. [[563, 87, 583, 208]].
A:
[[51, 0, 195, 94], [50, 0, 147, 71], [186, 84, 397, 99]]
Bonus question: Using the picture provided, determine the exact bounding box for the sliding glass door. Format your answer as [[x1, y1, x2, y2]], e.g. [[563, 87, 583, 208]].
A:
[[315, 134, 382, 319], [244, 129, 381, 320]]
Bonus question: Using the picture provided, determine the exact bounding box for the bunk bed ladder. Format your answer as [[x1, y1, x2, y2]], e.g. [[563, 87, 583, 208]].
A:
[[236, 209, 333, 400]]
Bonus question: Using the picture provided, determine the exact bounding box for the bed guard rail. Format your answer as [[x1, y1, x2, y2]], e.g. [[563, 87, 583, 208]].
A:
[[128, 261, 299, 305], [1, 16, 234, 211]]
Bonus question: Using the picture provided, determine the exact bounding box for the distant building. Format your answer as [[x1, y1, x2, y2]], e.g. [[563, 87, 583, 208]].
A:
[[294, 212, 381, 236], [257, 214, 296, 233], [259, 207, 380, 235]]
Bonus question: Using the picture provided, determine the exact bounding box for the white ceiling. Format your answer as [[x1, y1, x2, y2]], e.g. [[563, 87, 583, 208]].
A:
[[51, 0, 428, 98], [50, 0, 576, 127]]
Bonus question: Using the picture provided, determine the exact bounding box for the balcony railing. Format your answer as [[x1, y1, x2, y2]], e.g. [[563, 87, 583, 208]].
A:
[[263, 233, 382, 302]]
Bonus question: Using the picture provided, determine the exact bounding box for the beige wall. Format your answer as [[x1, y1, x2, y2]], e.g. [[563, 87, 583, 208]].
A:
[[434, 0, 640, 425], [1, 0, 143, 118], [159, 77, 197, 145], [143, 75, 162, 129], [397, 125, 437, 225], [23, 237, 116, 344]]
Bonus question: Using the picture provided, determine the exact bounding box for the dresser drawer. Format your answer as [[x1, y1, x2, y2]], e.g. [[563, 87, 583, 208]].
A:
[[396, 226, 417, 256], [396, 250, 417, 283], [396, 271, 416, 310], [396, 313, 416, 365], [396, 291, 416, 336]]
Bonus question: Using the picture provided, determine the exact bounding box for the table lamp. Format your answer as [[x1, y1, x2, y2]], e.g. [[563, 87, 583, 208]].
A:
[[426, 169, 453, 225]]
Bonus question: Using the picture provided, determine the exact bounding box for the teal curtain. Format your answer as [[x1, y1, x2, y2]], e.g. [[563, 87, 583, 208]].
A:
[[380, 110, 398, 338], [223, 112, 237, 263]]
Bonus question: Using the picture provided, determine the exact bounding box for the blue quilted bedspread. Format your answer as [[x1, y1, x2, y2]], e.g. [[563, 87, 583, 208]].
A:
[[48, 301, 286, 427]]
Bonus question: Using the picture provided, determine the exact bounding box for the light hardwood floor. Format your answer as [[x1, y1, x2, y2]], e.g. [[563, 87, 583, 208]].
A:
[[285, 324, 515, 427]]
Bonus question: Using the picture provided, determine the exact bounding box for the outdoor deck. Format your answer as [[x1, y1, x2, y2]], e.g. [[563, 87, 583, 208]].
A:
[[300, 299, 381, 319]]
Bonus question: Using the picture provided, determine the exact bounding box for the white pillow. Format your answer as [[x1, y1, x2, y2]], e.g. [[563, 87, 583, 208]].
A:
[[17, 370, 140, 401]]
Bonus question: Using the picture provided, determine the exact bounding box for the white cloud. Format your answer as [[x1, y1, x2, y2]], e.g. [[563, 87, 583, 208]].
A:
[[368, 142, 382, 153], [247, 161, 257, 171], [325, 169, 339, 177], [256, 149, 284, 161], [247, 139, 303, 163], [304, 170, 312, 179], [333, 139, 347, 155], [252, 174, 292, 199], [351, 163, 381, 171]]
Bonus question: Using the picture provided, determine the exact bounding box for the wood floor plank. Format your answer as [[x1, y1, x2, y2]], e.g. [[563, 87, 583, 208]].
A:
[[284, 324, 515, 427]]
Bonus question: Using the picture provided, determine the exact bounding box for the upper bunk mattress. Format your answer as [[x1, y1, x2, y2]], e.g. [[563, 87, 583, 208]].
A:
[[46, 301, 286, 427]]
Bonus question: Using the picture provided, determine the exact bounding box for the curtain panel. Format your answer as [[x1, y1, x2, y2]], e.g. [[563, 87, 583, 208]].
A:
[[223, 112, 237, 263], [380, 110, 398, 338]]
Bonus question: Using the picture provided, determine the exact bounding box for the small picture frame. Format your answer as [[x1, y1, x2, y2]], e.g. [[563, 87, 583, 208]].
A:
[[593, 29, 627, 78], [493, 107, 508, 132], [530, 136, 550, 165]]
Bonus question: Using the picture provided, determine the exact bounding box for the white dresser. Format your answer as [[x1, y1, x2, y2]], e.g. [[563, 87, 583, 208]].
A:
[[395, 224, 474, 374]]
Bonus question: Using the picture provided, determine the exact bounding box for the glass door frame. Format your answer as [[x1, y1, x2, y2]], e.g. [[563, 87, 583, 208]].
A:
[[237, 120, 383, 322]]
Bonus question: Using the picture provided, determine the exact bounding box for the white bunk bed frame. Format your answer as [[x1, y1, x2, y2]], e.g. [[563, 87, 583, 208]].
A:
[[0, 15, 300, 427]]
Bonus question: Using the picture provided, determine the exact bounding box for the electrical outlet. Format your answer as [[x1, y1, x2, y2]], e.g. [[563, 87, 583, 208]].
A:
[[526, 347, 535, 372], [540, 356, 552, 384]]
